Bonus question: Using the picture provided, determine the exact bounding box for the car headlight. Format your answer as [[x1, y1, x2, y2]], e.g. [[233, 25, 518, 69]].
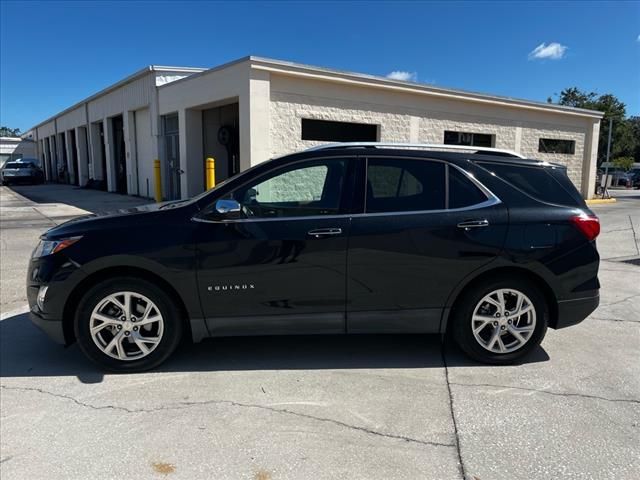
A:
[[32, 236, 82, 258]]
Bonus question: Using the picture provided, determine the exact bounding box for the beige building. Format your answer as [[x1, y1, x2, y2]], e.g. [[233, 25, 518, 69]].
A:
[[31, 56, 604, 199]]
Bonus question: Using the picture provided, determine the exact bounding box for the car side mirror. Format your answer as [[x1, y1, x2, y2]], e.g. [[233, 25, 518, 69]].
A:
[[215, 199, 242, 219]]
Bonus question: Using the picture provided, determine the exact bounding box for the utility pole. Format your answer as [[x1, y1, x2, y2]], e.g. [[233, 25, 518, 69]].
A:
[[602, 116, 613, 198]]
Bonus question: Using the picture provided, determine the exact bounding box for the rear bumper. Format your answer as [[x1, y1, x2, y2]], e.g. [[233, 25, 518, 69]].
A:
[[29, 310, 66, 344], [554, 294, 599, 329]]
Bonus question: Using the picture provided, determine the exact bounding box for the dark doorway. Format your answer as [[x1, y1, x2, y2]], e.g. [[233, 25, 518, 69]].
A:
[[202, 103, 239, 188], [163, 114, 181, 200], [59, 132, 68, 183], [44, 137, 52, 181], [111, 115, 127, 194], [68, 130, 79, 185], [51, 135, 59, 183], [98, 122, 108, 190]]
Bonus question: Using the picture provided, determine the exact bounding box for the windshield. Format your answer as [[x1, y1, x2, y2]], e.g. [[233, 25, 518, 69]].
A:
[[4, 162, 34, 169]]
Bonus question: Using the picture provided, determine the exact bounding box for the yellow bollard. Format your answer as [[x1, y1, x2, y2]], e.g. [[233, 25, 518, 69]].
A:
[[153, 159, 162, 203], [206, 157, 216, 190]]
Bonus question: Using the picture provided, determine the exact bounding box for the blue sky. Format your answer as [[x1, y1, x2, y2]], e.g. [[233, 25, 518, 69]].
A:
[[1, 0, 639, 132]]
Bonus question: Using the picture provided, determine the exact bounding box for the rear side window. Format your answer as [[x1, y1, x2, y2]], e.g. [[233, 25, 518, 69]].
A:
[[449, 167, 488, 208], [366, 158, 445, 212], [479, 162, 582, 206], [4, 162, 32, 169]]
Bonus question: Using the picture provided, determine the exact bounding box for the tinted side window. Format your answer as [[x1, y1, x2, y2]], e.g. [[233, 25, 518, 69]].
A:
[[366, 158, 445, 213], [449, 167, 488, 208], [479, 162, 581, 206], [232, 159, 347, 218]]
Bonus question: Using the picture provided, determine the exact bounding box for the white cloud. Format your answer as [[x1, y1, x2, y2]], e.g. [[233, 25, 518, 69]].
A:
[[386, 71, 417, 82], [637, 34, 640, 42], [528, 42, 568, 60]]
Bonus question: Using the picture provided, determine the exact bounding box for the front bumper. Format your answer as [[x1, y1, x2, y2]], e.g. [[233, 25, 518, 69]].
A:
[[29, 310, 66, 344], [555, 294, 600, 329], [26, 253, 86, 345]]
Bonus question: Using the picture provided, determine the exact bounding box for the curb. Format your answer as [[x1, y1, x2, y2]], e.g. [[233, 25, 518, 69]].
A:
[[586, 198, 617, 205]]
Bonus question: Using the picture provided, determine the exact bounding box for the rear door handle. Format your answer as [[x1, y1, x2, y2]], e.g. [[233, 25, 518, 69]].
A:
[[307, 228, 342, 238], [457, 219, 489, 229]]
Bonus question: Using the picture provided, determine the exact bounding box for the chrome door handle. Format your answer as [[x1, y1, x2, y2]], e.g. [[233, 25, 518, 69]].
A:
[[307, 228, 342, 238], [457, 219, 489, 229]]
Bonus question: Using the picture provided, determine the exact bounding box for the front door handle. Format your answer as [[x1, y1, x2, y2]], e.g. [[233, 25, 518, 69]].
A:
[[307, 228, 342, 238], [457, 219, 489, 229]]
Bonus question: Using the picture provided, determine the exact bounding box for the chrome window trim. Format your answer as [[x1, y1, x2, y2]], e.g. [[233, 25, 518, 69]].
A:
[[191, 198, 501, 224], [192, 154, 502, 224]]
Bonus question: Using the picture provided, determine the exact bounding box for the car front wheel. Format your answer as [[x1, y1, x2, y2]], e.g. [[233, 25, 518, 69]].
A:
[[452, 278, 548, 364], [74, 277, 183, 372]]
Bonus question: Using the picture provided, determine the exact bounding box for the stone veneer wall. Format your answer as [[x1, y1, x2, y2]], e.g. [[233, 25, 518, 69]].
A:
[[270, 91, 589, 191]]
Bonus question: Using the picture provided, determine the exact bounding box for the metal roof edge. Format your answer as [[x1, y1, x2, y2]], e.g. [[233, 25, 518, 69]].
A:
[[30, 65, 207, 131], [155, 56, 253, 91]]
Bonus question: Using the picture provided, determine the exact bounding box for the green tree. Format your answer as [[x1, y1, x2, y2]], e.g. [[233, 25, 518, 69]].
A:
[[0, 126, 22, 137], [549, 88, 638, 164], [612, 156, 634, 171]]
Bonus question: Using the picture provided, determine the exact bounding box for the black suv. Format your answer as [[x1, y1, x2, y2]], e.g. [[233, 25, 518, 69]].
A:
[[27, 144, 600, 371]]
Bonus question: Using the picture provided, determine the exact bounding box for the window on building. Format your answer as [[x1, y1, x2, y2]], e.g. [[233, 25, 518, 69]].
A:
[[538, 138, 575, 154], [448, 167, 488, 208], [301, 119, 378, 142], [163, 114, 179, 134], [366, 158, 445, 213], [444, 130, 494, 148], [231, 159, 347, 218]]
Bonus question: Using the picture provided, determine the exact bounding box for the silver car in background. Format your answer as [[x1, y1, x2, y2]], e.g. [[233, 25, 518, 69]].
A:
[[0, 158, 44, 185]]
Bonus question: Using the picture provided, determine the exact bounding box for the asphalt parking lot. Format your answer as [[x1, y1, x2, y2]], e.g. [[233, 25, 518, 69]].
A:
[[1, 184, 638, 480]]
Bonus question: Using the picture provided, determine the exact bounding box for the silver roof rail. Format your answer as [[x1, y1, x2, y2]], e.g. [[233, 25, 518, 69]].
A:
[[304, 142, 526, 158]]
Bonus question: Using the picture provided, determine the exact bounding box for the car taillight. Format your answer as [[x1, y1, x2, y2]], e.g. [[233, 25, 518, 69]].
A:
[[570, 214, 600, 241]]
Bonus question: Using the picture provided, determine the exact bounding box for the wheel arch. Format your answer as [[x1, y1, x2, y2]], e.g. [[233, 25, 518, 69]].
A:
[[62, 266, 193, 345], [441, 266, 559, 334]]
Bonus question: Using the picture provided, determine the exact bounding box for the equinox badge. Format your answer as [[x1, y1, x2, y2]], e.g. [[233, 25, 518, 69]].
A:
[[208, 284, 256, 292]]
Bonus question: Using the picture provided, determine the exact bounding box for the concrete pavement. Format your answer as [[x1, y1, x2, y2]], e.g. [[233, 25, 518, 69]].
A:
[[0, 184, 638, 480]]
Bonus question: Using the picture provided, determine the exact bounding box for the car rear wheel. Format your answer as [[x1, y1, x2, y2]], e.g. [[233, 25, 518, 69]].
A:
[[75, 277, 183, 372], [452, 277, 548, 364]]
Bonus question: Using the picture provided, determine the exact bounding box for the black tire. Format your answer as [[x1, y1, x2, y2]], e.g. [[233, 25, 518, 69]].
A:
[[452, 277, 548, 365], [74, 277, 183, 372]]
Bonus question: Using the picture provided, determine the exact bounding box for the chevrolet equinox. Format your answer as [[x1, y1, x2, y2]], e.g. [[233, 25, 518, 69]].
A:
[[27, 143, 601, 371]]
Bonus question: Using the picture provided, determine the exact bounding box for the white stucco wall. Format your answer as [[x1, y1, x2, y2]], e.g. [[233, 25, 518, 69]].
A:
[[134, 107, 154, 197]]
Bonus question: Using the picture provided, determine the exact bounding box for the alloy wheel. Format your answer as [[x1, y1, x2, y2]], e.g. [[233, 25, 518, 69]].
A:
[[471, 288, 536, 354], [89, 291, 164, 361]]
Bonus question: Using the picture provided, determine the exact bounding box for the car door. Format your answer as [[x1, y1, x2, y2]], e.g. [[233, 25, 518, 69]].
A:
[[346, 155, 508, 333], [194, 156, 354, 336]]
